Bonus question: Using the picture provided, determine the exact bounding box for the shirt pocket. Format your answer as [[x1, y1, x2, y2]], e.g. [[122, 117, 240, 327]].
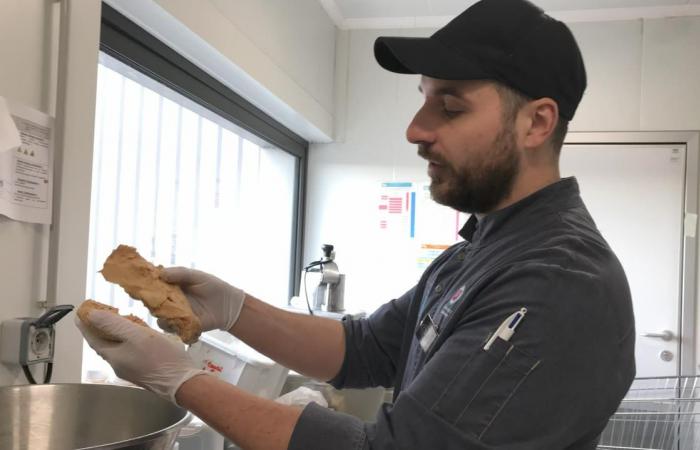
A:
[[430, 337, 541, 440]]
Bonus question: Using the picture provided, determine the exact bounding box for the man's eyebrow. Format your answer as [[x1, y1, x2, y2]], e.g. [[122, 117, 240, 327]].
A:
[[435, 87, 463, 97], [417, 85, 464, 98]]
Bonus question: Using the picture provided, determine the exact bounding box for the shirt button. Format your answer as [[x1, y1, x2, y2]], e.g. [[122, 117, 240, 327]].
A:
[[435, 284, 443, 293], [457, 252, 465, 261]]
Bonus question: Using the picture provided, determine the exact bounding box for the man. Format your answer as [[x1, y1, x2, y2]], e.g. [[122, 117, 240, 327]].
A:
[[77, 0, 635, 448]]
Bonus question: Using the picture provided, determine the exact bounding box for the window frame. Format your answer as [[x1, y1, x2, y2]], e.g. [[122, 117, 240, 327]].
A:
[[99, 3, 308, 299]]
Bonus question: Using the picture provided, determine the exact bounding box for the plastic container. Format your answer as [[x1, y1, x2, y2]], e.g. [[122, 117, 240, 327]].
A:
[[178, 331, 290, 450], [187, 330, 289, 399]]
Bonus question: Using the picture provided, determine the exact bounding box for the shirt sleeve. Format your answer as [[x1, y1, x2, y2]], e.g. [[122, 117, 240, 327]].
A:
[[288, 262, 635, 450], [327, 286, 415, 389]]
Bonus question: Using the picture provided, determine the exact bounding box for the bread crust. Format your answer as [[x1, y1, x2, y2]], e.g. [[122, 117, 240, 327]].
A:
[[77, 299, 150, 341], [100, 245, 201, 344]]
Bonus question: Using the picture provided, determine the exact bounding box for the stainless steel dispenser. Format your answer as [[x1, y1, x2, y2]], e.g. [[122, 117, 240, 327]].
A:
[[301, 244, 346, 314]]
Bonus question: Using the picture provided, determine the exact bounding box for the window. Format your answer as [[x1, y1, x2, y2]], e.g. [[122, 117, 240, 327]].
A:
[[83, 6, 306, 380]]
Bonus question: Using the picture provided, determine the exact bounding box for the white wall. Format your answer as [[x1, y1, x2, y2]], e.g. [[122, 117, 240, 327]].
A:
[[304, 18, 700, 314], [108, 0, 337, 143], [0, 0, 54, 387], [49, 0, 103, 385], [0, 0, 101, 386], [206, 0, 336, 116]]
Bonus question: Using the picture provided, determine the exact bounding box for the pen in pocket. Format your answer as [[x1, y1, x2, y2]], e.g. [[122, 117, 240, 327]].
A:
[[483, 307, 527, 351]]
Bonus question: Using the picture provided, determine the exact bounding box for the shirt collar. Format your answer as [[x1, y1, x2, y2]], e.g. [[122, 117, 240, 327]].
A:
[[458, 177, 583, 245]]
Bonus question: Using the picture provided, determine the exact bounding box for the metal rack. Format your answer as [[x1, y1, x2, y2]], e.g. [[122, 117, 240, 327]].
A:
[[597, 376, 700, 450]]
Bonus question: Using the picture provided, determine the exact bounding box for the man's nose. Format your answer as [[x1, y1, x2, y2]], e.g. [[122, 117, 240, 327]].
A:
[[406, 107, 435, 145]]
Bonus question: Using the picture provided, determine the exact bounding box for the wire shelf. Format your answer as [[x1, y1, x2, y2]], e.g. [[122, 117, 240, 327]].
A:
[[597, 376, 700, 450]]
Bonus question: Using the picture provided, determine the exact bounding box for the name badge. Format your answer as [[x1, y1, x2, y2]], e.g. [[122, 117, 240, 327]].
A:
[[416, 313, 438, 352]]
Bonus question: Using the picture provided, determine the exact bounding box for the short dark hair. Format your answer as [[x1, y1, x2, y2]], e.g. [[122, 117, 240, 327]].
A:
[[493, 82, 568, 156]]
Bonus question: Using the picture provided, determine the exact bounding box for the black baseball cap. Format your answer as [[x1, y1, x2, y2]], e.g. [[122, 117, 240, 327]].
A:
[[374, 0, 586, 120]]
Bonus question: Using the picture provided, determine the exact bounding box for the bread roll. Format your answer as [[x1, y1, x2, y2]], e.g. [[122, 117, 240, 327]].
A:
[[77, 299, 150, 341], [100, 245, 201, 344]]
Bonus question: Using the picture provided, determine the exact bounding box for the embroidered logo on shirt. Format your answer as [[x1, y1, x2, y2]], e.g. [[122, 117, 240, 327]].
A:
[[439, 284, 466, 321], [448, 285, 466, 304]]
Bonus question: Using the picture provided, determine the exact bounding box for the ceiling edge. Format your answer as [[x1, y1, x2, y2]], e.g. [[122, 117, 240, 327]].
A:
[[550, 4, 700, 23], [323, 4, 700, 30], [317, 0, 345, 28]]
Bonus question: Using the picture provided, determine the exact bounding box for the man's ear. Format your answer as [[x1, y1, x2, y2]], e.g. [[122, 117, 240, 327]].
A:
[[521, 98, 559, 150]]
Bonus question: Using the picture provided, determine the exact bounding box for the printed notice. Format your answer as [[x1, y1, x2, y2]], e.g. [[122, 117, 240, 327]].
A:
[[378, 182, 415, 238], [417, 243, 451, 270], [0, 97, 53, 224], [414, 182, 470, 244]]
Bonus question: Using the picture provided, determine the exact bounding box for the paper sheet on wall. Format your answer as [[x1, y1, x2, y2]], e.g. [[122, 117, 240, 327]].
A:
[[378, 182, 415, 238], [377, 181, 471, 281], [412, 183, 470, 271], [0, 96, 53, 224], [416, 243, 451, 271], [414, 183, 468, 244]]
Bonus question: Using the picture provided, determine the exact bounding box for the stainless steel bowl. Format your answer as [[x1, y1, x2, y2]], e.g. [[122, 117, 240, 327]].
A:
[[0, 383, 191, 450]]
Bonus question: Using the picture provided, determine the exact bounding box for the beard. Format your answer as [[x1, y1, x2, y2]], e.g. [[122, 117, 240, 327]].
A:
[[419, 125, 520, 214]]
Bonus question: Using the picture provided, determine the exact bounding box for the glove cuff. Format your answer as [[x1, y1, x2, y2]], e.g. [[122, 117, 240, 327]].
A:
[[171, 369, 213, 406], [222, 287, 246, 331]]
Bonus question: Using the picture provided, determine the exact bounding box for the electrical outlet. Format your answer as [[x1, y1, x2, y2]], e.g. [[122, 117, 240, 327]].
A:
[[0, 319, 55, 365], [29, 327, 53, 361]]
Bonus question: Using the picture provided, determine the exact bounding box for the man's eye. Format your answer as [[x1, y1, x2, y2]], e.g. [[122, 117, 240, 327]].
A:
[[442, 107, 462, 117]]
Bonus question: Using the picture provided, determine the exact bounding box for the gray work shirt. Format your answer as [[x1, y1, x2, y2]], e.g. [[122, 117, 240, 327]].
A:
[[288, 177, 636, 450]]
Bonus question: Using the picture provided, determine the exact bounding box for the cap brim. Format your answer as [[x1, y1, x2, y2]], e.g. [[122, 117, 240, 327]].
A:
[[374, 36, 491, 80]]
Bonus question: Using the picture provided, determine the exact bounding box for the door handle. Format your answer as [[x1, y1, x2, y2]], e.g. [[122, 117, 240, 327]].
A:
[[642, 330, 674, 341]]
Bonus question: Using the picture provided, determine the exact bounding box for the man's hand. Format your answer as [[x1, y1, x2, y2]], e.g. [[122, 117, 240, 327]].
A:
[[159, 267, 246, 332], [75, 311, 208, 404]]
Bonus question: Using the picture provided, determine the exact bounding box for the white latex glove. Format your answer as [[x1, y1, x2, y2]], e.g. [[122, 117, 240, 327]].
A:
[[75, 311, 209, 404], [159, 267, 246, 332]]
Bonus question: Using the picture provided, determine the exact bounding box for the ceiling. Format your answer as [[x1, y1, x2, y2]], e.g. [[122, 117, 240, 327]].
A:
[[319, 0, 700, 28]]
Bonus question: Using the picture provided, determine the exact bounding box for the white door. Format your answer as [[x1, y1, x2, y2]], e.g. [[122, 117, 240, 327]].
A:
[[560, 144, 686, 377]]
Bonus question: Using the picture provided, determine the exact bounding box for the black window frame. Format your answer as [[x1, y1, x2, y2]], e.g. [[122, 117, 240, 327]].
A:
[[100, 3, 307, 299]]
